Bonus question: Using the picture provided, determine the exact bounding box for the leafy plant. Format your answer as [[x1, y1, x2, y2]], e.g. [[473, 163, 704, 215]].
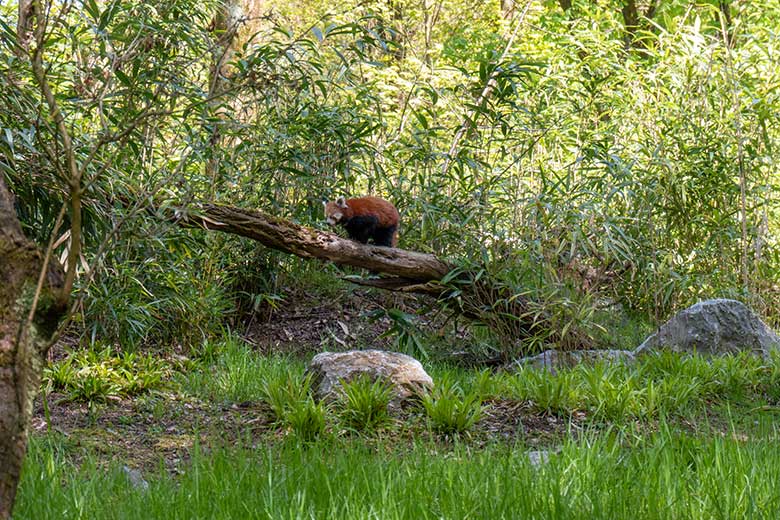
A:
[[370, 308, 429, 361], [258, 367, 328, 439], [67, 373, 121, 403], [286, 398, 328, 441], [338, 376, 394, 433], [43, 360, 77, 390], [43, 347, 172, 403], [262, 372, 315, 422], [580, 366, 644, 421], [523, 369, 581, 415], [422, 377, 482, 435]]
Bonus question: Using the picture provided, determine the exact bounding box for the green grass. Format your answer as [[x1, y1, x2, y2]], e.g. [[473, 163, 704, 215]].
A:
[[421, 375, 483, 434], [54, 333, 780, 434], [180, 336, 306, 403], [338, 376, 394, 432], [17, 424, 780, 519], [27, 336, 780, 518], [438, 350, 778, 423]]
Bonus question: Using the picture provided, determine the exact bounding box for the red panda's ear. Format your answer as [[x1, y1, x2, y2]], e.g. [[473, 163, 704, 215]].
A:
[[336, 196, 348, 208]]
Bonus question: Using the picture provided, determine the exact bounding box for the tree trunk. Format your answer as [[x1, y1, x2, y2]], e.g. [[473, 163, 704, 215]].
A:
[[719, 1, 733, 46], [621, 0, 640, 51], [0, 176, 66, 518], [206, 1, 244, 183], [206, 1, 267, 186]]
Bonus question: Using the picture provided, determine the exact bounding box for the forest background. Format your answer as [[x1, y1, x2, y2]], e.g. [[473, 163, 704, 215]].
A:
[[2, 0, 780, 517], [2, 0, 778, 356]]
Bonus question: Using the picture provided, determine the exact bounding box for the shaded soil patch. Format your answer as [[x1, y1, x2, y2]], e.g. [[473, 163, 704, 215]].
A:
[[244, 289, 446, 356], [32, 392, 275, 473], [476, 399, 581, 446], [32, 393, 571, 472]]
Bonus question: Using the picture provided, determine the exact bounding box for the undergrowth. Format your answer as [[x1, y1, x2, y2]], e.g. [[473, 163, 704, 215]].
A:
[[47, 337, 780, 431], [338, 376, 395, 433], [29, 337, 780, 519], [35, 333, 780, 483], [43, 348, 173, 402], [421, 375, 483, 435]]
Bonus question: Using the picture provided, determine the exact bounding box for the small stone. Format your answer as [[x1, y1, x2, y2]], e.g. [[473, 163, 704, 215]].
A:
[[122, 466, 149, 491], [527, 450, 551, 467]]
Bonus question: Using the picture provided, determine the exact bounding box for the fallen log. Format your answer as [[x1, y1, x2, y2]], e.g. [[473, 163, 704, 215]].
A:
[[175, 203, 451, 284], [172, 203, 592, 351]]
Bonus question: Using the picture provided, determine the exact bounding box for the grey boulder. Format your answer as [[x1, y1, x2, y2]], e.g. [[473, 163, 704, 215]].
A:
[[512, 349, 635, 374], [635, 299, 780, 356]]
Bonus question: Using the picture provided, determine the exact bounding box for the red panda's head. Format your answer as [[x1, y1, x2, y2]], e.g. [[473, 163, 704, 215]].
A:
[[323, 196, 350, 226]]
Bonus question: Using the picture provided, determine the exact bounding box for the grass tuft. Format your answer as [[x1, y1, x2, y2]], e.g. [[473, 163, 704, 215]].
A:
[[338, 376, 394, 433], [422, 376, 483, 435]]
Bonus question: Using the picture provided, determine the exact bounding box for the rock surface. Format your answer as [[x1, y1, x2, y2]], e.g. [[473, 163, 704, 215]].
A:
[[527, 450, 555, 468], [306, 350, 433, 407], [512, 349, 636, 373], [122, 466, 149, 491], [634, 299, 780, 356]]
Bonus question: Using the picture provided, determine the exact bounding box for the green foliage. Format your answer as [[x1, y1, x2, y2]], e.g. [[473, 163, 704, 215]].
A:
[[285, 398, 329, 441], [491, 350, 780, 423], [182, 335, 327, 438], [261, 372, 315, 422], [183, 336, 305, 403], [578, 365, 645, 421], [81, 229, 236, 350], [523, 369, 582, 415], [338, 376, 394, 432], [25, 350, 780, 517], [2, 0, 779, 348], [421, 376, 483, 435], [43, 348, 172, 403], [371, 308, 429, 360]]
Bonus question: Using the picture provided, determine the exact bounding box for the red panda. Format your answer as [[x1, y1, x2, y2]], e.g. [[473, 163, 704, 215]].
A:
[[323, 196, 399, 247]]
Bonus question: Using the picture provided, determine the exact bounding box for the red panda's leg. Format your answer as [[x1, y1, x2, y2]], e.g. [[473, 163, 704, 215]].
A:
[[344, 216, 378, 244], [373, 225, 397, 247]]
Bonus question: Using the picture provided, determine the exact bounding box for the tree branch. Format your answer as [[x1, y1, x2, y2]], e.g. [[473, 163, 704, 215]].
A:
[[28, 2, 82, 305], [175, 204, 452, 281]]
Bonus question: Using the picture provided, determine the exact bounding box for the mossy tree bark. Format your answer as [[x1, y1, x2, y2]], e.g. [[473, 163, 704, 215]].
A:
[[0, 176, 66, 519]]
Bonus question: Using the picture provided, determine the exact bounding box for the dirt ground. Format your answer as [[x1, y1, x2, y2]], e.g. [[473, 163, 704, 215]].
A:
[[245, 289, 400, 355], [32, 290, 567, 472], [32, 388, 574, 473]]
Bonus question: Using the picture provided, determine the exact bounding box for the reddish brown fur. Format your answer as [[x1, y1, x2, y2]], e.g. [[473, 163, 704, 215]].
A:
[[338, 196, 399, 227], [324, 196, 400, 247]]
